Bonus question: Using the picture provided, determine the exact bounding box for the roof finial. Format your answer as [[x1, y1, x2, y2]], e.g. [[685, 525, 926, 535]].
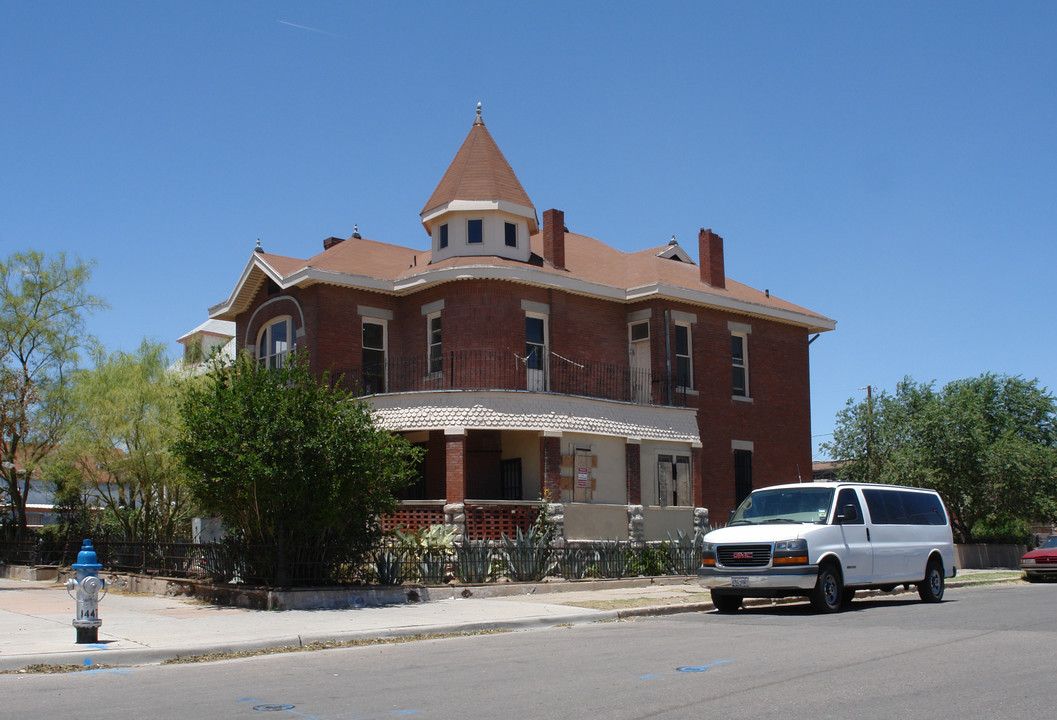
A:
[[669, 235, 678, 246], [255, 238, 264, 253], [352, 224, 361, 239], [474, 101, 483, 125]]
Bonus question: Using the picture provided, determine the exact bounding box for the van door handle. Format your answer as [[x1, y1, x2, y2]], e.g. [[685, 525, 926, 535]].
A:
[[866, 527, 871, 542]]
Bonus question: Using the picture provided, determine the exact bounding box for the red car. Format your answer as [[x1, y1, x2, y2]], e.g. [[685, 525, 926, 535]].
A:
[[1021, 536, 1057, 582]]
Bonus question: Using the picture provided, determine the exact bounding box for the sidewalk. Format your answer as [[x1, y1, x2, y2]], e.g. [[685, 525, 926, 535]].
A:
[[0, 569, 1022, 673]]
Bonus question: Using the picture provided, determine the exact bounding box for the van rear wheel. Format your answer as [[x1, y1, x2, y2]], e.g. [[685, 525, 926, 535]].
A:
[[810, 562, 843, 612], [711, 592, 743, 613], [918, 557, 945, 602]]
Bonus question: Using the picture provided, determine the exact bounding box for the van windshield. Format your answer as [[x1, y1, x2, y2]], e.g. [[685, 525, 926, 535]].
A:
[[730, 487, 835, 525]]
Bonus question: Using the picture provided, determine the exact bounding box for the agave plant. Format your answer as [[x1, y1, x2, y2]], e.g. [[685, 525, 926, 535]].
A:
[[590, 539, 630, 579], [453, 538, 495, 584], [666, 529, 703, 575], [555, 545, 591, 580], [500, 525, 554, 582], [372, 546, 409, 585]]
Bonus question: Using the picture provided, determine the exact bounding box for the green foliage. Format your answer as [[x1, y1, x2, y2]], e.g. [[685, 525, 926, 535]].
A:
[[392, 524, 457, 584], [823, 374, 1057, 542], [0, 251, 106, 535], [62, 340, 195, 544], [173, 352, 422, 586], [970, 515, 1033, 545], [626, 544, 669, 577]]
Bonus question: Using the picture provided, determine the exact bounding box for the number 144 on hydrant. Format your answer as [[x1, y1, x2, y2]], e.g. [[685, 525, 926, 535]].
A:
[[65, 539, 107, 644]]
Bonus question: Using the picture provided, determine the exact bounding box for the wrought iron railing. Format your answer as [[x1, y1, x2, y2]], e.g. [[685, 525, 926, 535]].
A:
[[330, 348, 688, 407]]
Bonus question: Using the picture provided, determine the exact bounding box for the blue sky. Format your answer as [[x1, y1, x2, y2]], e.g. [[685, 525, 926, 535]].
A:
[[2, 2, 1055, 461]]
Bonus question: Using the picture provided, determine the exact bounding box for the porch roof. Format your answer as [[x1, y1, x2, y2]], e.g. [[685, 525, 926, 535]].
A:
[[366, 390, 701, 445]]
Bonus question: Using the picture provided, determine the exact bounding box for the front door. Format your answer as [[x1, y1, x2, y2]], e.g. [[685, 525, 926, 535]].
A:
[[834, 488, 873, 585]]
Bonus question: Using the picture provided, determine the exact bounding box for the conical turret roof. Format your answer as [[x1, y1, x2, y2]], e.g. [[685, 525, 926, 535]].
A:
[[420, 105, 536, 231]]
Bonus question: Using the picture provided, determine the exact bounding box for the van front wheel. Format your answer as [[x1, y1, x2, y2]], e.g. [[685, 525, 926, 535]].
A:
[[810, 562, 843, 612], [918, 558, 945, 603]]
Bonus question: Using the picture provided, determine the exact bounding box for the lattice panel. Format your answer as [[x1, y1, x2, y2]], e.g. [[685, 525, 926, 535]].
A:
[[382, 505, 446, 533], [464, 504, 540, 540]]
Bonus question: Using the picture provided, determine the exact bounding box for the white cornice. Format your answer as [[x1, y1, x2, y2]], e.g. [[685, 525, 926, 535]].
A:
[[211, 254, 834, 332], [421, 199, 538, 228]]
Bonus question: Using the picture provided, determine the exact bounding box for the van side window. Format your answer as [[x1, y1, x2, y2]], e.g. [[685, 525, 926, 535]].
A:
[[864, 488, 946, 525], [902, 491, 948, 525], [834, 489, 864, 525], [863, 489, 906, 524]]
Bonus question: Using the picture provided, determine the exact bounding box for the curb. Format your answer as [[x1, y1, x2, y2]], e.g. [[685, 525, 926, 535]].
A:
[[0, 573, 1024, 673]]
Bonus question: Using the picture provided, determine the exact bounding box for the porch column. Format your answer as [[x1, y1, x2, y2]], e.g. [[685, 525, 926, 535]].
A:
[[444, 428, 467, 503], [540, 430, 562, 501], [691, 444, 705, 507], [625, 439, 641, 505]]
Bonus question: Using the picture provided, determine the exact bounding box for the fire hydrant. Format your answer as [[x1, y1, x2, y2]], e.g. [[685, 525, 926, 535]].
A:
[[65, 539, 107, 644]]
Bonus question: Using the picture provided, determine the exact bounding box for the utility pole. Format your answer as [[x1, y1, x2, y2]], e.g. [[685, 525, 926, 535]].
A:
[[859, 385, 874, 482]]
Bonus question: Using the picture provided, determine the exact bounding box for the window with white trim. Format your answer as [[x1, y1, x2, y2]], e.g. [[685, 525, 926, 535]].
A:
[[257, 316, 293, 369], [427, 312, 442, 375], [732, 332, 749, 397], [362, 320, 387, 394], [674, 323, 692, 390]]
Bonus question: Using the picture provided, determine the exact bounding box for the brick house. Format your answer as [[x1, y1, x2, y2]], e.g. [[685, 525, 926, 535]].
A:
[[206, 106, 835, 543]]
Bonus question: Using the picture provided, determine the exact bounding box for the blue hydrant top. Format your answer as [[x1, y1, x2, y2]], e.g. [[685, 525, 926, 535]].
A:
[[72, 539, 102, 573]]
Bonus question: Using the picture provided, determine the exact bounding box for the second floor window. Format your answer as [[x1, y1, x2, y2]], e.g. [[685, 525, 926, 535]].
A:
[[439, 223, 449, 249], [504, 222, 517, 247], [467, 219, 483, 244], [257, 317, 293, 369], [675, 324, 692, 389], [362, 320, 387, 394], [732, 333, 749, 397], [427, 313, 442, 375]]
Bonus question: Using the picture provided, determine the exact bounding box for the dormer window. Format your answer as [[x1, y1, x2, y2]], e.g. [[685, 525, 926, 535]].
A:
[[467, 219, 483, 244], [439, 223, 448, 249], [505, 222, 517, 247]]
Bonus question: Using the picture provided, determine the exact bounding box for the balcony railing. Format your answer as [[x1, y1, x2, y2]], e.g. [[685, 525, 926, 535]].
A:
[[332, 349, 688, 407]]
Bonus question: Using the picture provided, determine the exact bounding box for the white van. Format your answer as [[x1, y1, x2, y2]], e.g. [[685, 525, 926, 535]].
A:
[[698, 481, 956, 612]]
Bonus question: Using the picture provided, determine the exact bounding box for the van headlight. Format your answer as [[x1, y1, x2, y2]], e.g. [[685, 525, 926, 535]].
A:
[[701, 541, 716, 568], [772, 538, 808, 565]]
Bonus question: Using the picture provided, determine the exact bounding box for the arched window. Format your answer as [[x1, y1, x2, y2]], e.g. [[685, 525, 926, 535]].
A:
[[257, 316, 294, 368]]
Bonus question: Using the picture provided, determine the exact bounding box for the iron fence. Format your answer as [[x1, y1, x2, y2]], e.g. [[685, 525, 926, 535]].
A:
[[0, 536, 704, 587], [330, 348, 689, 407]]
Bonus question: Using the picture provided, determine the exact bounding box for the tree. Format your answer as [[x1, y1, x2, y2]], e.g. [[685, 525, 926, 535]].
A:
[[823, 374, 1057, 542], [0, 251, 106, 536], [60, 340, 196, 544], [173, 352, 422, 585]]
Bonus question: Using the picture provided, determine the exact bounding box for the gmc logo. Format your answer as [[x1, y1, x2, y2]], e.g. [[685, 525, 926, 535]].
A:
[[733, 552, 753, 559]]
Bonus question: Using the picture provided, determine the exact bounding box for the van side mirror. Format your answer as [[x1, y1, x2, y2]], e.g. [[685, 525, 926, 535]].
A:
[[728, 509, 736, 523], [837, 504, 858, 523]]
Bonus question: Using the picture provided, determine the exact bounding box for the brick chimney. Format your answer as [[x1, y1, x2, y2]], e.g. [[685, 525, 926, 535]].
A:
[[323, 236, 345, 250], [698, 228, 725, 289], [543, 209, 566, 270]]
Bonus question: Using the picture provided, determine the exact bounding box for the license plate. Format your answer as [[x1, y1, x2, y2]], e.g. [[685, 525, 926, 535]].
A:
[[732, 576, 749, 588]]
